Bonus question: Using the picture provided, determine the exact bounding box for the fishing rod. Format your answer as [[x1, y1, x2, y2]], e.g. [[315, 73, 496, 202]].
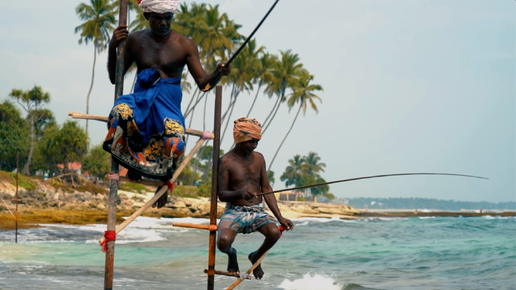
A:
[[257, 173, 488, 196], [202, 0, 281, 92]]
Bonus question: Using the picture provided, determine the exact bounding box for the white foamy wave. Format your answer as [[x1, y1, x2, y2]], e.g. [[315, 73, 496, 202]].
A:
[[482, 215, 515, 220], [278, 273, 343, 290], [418, 216, 436, 219], [359, 217, 408, 222], [116, 228, 166, 244]]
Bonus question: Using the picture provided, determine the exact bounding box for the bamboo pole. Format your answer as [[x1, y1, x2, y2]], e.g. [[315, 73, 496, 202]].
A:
[[226, 250, 270, 290], [104, 0, 127, 288], [67, 112, 214, 139], [98, 137, 207, 244], [207, 86, 222, 290]]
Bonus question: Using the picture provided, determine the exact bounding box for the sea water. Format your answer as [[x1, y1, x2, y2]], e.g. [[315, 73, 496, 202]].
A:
[[0, 216, 515, 290]]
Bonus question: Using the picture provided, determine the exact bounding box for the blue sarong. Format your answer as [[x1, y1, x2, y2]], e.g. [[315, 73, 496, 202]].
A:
[[103, 69, 186, 181]]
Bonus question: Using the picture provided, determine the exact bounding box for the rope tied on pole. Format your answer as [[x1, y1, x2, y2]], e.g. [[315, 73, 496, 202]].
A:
[[100, 231, 117, 253], [107, 173, 119, 180], [202, 130, 212, 140], [165, 180, 176, 192]]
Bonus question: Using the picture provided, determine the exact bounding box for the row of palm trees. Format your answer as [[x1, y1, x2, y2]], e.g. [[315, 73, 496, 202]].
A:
[[74, 0, 324, 179]]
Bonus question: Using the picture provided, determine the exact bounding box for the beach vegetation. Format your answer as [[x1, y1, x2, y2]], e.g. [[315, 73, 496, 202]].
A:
[[7, 86, 53, 175], [0, 100, 30, 171], [119, 182, 151, 194], [171, 185, 201, 198], [82, 144, 111, 179]]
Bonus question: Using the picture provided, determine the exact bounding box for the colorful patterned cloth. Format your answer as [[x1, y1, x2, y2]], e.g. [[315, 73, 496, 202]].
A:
[[138, 0, 180, 14], [219, 203, 275, 234], [103, 68, 185, 181], [233, 117, 262, 144]]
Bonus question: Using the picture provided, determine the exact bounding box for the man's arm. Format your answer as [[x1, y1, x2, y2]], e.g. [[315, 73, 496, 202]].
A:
[[217, 155, 255, 202], [259, 154, 294, 230], [183, 38, 230, 90], [107, 26, 134, 84]]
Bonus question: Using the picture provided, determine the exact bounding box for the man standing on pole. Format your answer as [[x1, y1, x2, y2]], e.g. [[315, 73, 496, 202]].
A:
[[104, 0, 230, 208]]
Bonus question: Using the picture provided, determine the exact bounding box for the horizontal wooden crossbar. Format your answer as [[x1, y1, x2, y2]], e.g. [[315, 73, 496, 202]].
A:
[[172, 222, 217, 231], [68, 112, 214, 139]]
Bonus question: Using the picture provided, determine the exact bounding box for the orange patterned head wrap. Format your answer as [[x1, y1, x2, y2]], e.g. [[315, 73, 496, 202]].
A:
[[233, 117, 262, 144]]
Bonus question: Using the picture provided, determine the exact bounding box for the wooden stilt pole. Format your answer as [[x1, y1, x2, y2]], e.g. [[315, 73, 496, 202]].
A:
[[104, 0, 127, 289], [15, 152, 18, 244], [207, 86, 222, 290]]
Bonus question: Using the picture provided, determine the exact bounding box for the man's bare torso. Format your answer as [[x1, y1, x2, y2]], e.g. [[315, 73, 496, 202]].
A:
[[128, 29, 189, 79], [222, 151, 265, 206]]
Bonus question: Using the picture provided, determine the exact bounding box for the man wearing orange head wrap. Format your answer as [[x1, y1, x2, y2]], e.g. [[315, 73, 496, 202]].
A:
[[217, 117, 294, 280]]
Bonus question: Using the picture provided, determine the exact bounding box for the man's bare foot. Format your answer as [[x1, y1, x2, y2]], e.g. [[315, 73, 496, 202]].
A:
[[127, 171, 142, 182], [227, 247, 239, 274], [248, 251, 264, 279], [152, 187, 168, 208]]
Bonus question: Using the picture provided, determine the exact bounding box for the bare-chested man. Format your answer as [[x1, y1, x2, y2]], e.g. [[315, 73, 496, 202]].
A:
[[217, 117, 294, 280], [103, 0, 229, 208]]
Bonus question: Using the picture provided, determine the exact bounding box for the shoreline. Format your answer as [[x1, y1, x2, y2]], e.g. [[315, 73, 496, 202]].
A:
[[1, 207, 514, 231]]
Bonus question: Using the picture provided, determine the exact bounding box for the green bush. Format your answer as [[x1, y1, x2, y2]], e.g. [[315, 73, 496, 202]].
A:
[[172, 185, 199, 198], [197, 183, 212, 197], [9, 172, 36, 190], [297, 196, 306, 202], [119, 183, 152, 193]]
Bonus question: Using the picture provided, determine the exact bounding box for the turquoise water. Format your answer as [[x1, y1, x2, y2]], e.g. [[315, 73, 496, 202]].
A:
[[0, 216, 514, 290]]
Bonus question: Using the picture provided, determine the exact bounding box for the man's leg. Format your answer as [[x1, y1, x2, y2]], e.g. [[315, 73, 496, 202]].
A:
[[217, 224, 239, 273], [249, 222, 281, 279]]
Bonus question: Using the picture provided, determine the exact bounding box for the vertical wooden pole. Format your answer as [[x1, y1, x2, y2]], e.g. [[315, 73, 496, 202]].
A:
[[207, 86, 222, 290], [105, 1, 127, 289], [15, 152, 18, 244]]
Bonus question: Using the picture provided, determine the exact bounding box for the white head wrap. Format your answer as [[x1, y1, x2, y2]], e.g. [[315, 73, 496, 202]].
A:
[[138, 0, 180, 14]]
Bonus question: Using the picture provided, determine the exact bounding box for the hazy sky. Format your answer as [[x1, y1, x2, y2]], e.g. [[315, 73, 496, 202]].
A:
[[0, 0, 514, 202]]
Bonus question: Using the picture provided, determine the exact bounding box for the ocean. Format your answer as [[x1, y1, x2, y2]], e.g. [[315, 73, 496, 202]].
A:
[[0, 215, 515, 290]]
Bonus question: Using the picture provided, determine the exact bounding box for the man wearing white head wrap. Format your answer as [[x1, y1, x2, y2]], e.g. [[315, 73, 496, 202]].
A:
[[138, 0, 180, 14], [104, 3, 230, 209]]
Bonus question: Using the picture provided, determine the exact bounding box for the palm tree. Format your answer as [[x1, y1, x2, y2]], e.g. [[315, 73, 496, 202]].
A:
[[302, 151, 326, 176], [268, 70, 323, 169], [280, 154, 305, 188], [219, 39, 263, 144], [75, 0, 117, 135], [246, 51, 277, 117], [8, 86, 52, 175], [262, 49, 304, 134]]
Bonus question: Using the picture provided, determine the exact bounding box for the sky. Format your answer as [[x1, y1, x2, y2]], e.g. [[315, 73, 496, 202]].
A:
[[0, 0, 514, 203]]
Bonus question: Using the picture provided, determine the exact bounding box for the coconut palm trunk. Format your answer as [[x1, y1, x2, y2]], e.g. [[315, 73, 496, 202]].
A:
[[85, 43, 97, 135], [268, 104, 302, 169]]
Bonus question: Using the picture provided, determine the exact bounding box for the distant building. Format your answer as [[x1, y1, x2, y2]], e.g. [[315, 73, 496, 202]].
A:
[[57, 161, 82, 175], [276, 191, 304, 202]]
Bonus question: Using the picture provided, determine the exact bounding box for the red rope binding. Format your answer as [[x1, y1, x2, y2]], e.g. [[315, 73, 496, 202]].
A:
[[278, 225, 286, 237], [100, 231, 116, 253], [165, 180, 176, 192]]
